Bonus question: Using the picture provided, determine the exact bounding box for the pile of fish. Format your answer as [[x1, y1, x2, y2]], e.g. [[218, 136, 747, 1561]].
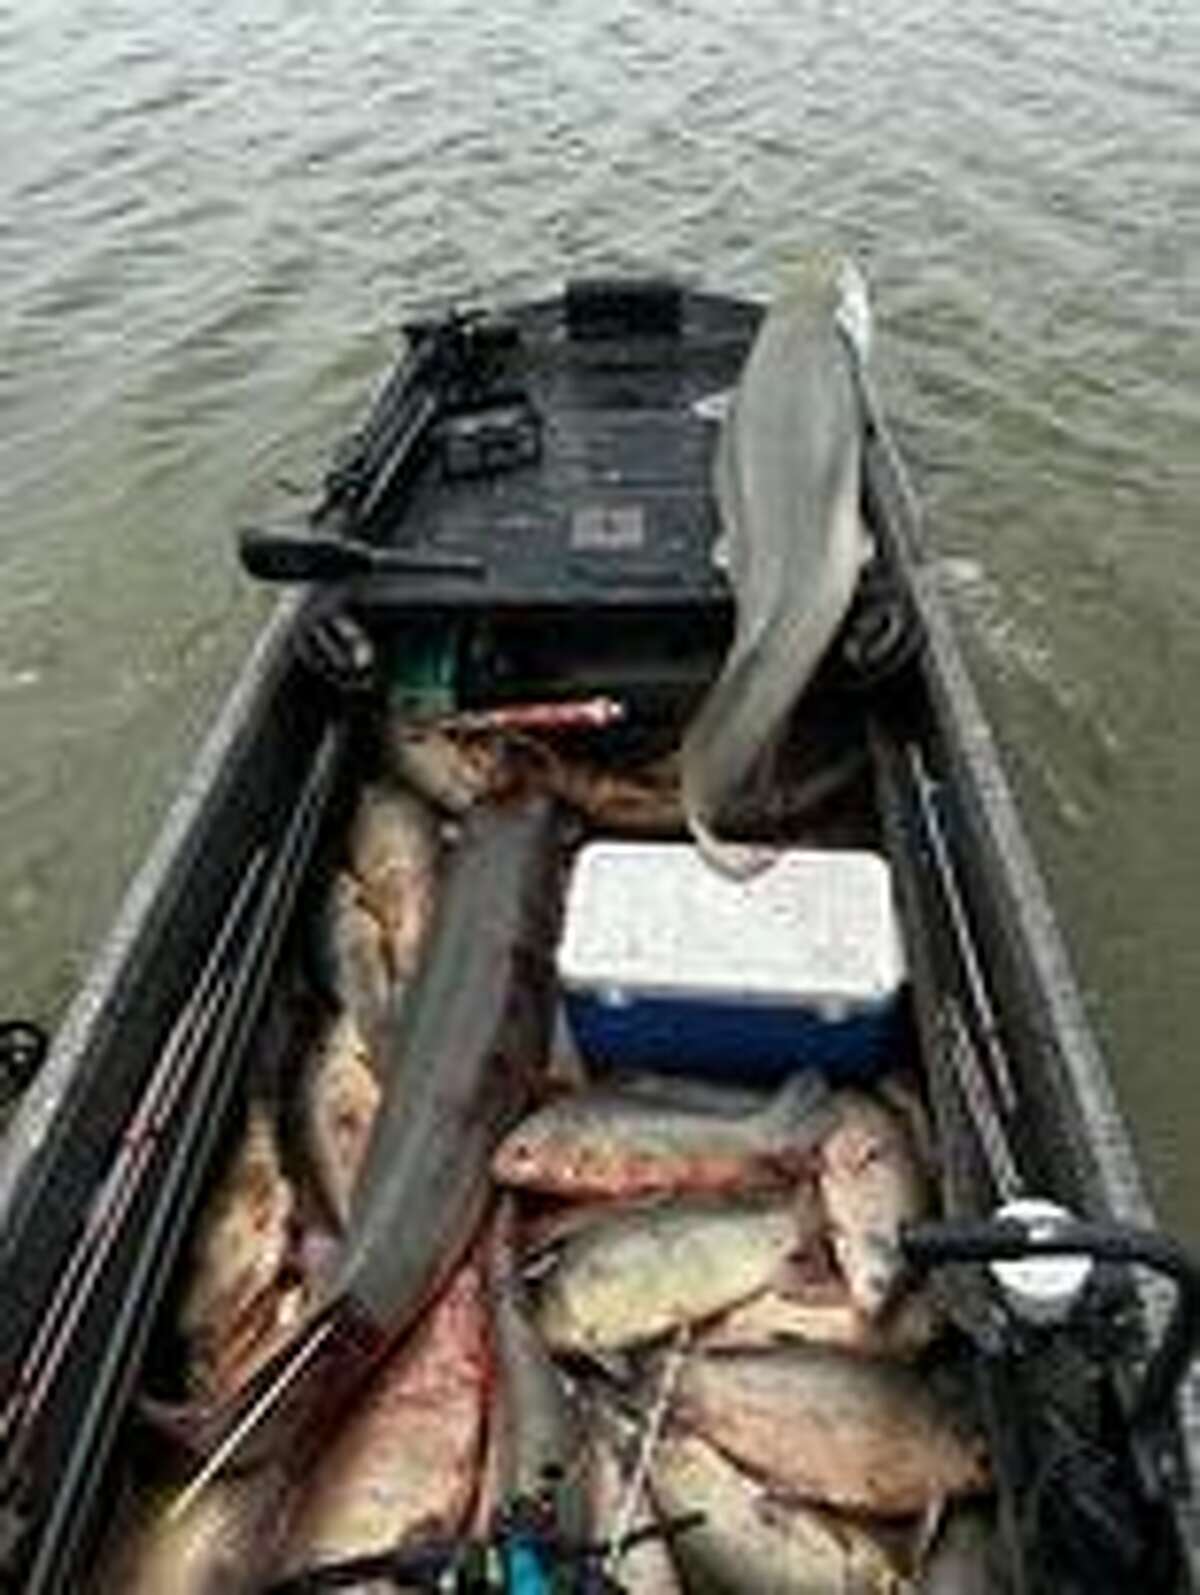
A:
[[97, 748, 997, 1594]]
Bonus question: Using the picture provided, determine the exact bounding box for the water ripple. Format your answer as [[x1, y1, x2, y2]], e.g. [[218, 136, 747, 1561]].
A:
[[1, 0, 1199, 1232]]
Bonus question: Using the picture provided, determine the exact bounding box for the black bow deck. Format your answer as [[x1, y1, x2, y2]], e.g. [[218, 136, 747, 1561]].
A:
[[317, 287, 760, 617]]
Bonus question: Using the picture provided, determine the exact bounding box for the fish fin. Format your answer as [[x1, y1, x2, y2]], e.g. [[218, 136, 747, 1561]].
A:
[[771, 1251, 846, 1299], [877, 1072, 939, 1177], [783, 1178, 828, 1253], [764, 1071, 832, 1139]]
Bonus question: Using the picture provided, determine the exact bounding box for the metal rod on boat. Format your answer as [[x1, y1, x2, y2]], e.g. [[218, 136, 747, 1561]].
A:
[[867, 720, 1023, 1208], [167, 1316, 337, 1523], [20, 726, 346, 1595], [356, 387, 441, 524], [0, 853, 265, 1467], [940, 997, 1022, 1202], [906, 742, 1020, 1115]]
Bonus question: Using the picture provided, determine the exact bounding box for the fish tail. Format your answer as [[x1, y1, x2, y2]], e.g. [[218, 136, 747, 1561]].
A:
[[684, 804, 778, 881], [766, 1070, 832, 1142], [680, 622, 835, 879], [772, 1065, 829, 1129]]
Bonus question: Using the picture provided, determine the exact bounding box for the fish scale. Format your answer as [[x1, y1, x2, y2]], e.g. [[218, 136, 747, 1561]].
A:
[[536, 1190, 822, 1355], [670, 1343, 989, 1517], [681, 255, 871, 875], [168, 797, 563, 1491], [493, 1072, 831, 1201], [649, 1425, 907, 1595], [277, 1255, 489, 1578]]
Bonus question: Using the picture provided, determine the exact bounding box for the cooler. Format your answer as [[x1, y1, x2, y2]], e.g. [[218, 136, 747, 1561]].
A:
[[557, 842, 906, 1083]]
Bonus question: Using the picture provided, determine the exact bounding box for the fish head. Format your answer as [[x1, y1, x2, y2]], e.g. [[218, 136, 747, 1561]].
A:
[[765, 247, 873, 360], [491, 1117, 557, 1185], [769, 243, 863, 313]]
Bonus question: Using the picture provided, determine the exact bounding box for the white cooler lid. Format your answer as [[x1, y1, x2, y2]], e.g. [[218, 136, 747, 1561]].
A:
[[557, 843, 905, 1007]]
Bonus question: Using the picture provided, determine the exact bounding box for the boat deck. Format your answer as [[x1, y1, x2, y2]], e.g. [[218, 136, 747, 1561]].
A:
[[331, 289, 759, 615]]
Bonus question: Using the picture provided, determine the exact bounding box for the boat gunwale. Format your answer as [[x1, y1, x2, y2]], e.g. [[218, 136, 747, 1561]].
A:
[[860, 373, 1200, 1571], [0, 594, 321, 1390]]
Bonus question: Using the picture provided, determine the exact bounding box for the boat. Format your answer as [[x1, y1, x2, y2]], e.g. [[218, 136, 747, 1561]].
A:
[[0, 269, 1196, 1593]]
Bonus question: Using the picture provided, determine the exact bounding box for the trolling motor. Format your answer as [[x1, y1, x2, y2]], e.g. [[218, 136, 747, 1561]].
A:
[[904, 1204, 1200, 1452], [901, 1205, 1200, 1591]]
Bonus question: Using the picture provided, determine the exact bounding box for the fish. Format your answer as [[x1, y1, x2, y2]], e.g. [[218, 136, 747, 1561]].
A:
[[698, 1274, 941, 1358], [680, 253, 872, 875], [649, 1425, 907, 1594], [819, 1088, 930, 1318], [920, 1506, 1002, 1594], [176, 797, 562, 1479], [381, 725, 520, 814], [535, 1190, 822, 1355], [345, 783, 440, 985], [178, 1104, 297, 1402], [548, 755, 684, 835], [95, 1466, 291, 1595], [311, 871, 393, 1062], [489, 1200, 588, 1543], [193, 1278, 311, 1408], [919, 1499, 1002, 1588], [435, 698, 627, 735], [518, 1193, 664, 1262], [277, 1253, 489, 1577], [302, 1013, 382, 1229], [385, 719, 686, 835], [670, 1343, 989, 1516], [878, 1073, 937, 1180], [586, 1405, 683, 1595], [492, 1073, 830, 1200], [338, 793, 561, 1327]]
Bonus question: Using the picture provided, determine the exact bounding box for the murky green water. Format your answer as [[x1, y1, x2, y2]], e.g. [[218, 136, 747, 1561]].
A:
[[2, 0, 1197, 1234]]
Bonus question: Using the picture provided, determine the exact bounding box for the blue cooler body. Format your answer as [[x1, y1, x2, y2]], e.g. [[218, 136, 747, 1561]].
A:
[[557, 843, 907, 1085]]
